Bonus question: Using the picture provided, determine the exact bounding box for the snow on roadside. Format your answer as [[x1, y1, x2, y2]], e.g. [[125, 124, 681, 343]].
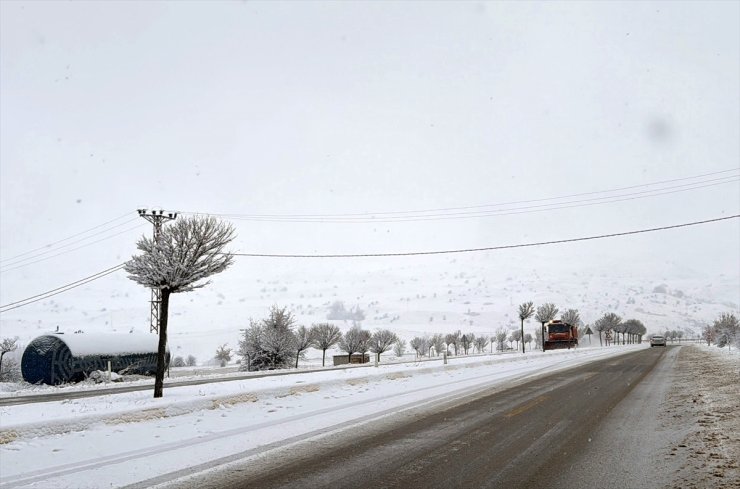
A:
[[661, 344, 739, 489], [0, 344, 645, 489], [1, 346, 640, 437]]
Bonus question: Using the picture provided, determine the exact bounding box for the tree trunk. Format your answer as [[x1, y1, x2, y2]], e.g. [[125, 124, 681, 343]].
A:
[[295, 351, 300, 369], [154, 288, 170, 398], [521, 319, 525, 354], [322, 349, 326, 367]]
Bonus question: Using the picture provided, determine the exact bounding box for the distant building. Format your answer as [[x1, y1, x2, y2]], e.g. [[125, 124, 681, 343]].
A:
[[332, 353, 370, 366]]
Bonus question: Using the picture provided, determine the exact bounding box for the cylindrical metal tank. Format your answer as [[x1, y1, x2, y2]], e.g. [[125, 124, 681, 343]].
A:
[[21, 333, 168, 385]]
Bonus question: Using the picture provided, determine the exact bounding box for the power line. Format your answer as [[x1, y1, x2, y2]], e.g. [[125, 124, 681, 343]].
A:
[[203, 178, 739, 224], [189, 168, 740, 218], [0, 264, 126, 313], [183, 172, 740, 223], [0, 211, 136, 264], [0, 222, 147, 273], [232, 215, 739, 258], [1, 214, 737, 312]]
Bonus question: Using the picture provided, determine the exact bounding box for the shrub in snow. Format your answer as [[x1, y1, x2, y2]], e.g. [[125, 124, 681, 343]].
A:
[[239, 305, 298, 371], [1, 337, 20, 382], [714, 313, 739, 351], [652, 284, 668, 294], [326, 301, 365, 321], [215, 344, 232, 367], [0, 357, 21, 383]]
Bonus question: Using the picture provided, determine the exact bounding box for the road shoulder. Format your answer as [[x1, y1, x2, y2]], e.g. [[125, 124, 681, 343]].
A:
[[662, 344, 739, 489]]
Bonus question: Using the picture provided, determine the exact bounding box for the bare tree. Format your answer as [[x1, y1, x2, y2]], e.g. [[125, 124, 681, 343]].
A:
[[186, 354, 197, 367], [601, 312, 622, 346], [431, 334, 445, 357], [510, 329, 522, 350], [524, 333, 533, 349], [410, 337, 425, 358], [215, 343, 232, 367], [124, 216, 235, 398], [561, 309, 581, 327], [356, 328, 372, 361], [294, 325, 314, 368], [614, 321, 627, 345], [495, 329, 508, 352], [445, 330, 461, 355], [593, 317, 607, 346], [339, 324, 371, 363], [461, 334, 471, 355], [535, 303, 558, 351], [393, 338, 407, 357], [593, 312, 621, 346], [311, 323, 342, 366], [474, 335, 489, 354], [518, 302, 535, 353], [172, 356, 186, 367], [369, 329, 399, 363], [421, 337, 432, 357], [238, 318, 262, 371], [622, 319, 645, 344]]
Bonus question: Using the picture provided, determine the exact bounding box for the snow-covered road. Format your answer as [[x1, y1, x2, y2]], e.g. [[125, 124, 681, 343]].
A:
[[0, 345, 646, 489]]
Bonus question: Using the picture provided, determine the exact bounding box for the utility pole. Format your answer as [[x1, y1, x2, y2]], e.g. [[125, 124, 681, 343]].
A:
[[137, 208, 177, 333]]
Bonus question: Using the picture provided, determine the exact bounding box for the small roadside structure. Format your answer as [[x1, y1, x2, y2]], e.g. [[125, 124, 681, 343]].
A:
[[21, 333, 167, 385], [333, 353, 370, 366]]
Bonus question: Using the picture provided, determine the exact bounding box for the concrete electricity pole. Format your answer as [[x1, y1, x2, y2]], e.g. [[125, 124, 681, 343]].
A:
[[137, 208, 177, 333]]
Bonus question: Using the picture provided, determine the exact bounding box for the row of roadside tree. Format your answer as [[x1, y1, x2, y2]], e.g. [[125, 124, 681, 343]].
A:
[[236, 302, 655, 370], [238, 305, 403, 370]]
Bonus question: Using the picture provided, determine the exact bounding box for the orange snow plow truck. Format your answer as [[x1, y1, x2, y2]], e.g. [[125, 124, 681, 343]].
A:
[[543, 319, 578, 350]]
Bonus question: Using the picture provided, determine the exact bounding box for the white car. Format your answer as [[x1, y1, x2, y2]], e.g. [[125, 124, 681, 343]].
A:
[[650, 335, 666, 347]]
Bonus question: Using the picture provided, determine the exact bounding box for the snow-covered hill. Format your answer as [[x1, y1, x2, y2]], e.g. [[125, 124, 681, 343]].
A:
[[2, 246, 737, 367]]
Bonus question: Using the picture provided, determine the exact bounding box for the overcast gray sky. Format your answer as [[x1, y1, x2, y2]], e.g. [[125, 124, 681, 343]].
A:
[[1, 1, 738, 304]]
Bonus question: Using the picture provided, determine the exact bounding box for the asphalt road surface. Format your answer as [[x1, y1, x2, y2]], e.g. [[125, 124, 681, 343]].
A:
[[161, 346, 673, 489]]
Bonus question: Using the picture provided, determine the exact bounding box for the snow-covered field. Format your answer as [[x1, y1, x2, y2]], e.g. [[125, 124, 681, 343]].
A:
[[2, 251, 736, 370], [1, 344, 646, 489]]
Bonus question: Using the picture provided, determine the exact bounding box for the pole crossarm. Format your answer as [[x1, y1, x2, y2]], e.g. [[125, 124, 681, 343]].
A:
[[137, 209, 177, 333]]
